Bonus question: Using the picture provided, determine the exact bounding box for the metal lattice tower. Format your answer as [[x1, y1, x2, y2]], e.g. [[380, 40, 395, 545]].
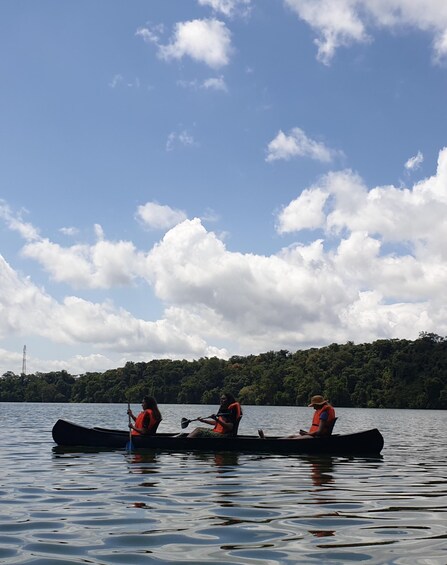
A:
[[22, 345, 27, 376]]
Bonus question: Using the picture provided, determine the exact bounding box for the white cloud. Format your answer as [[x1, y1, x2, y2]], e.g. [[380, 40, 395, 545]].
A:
[[198, 0, 252, 18], [177, 76, 228, 91], [135, 23, 164, 45], [59, 226, 79, 236], [166, 129, 197, 151], [0, 201, 40, 241], [405, 151, 424, 171], [144, 215, 447, 352], [276, 187, 329, 233], [0, 252, 227, 375], [21, 238, 142, 289], [2, 149, 447, 375], [284, 0, 447, 64], [266, 127, 338, 163], [202, 75, 228, 91], [277, 148, 447, 252], [109, 74, 124, 88], [136, 202, 188, 230], [144, 18, 232, 69]]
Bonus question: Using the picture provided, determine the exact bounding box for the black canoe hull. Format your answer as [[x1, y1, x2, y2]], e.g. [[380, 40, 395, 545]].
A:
[[52, 419, 384, 455]]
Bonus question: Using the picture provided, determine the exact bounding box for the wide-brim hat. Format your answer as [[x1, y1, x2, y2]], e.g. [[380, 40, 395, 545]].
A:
[[308, 395, 327, 407]]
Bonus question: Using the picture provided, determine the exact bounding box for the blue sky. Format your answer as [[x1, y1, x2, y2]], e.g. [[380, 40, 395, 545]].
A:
[[1, 0, 447, 376]]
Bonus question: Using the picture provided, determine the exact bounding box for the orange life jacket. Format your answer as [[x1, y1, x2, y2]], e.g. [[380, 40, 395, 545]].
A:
[[131, 408, 160, 436], [213, 402, 242, 435], [309, 404, 336, 436]]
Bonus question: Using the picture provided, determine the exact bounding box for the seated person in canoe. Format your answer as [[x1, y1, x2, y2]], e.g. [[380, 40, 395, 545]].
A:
[[288, 395, 336, 439], [188, 392, 242, 438], [128, 395, 162, 435]]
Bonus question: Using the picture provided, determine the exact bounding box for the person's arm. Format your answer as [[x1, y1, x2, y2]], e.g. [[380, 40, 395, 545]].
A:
[[197, 415, 233, 432], [197, 417, 215, 426], [127, 408, 136, 422], [199, 413, 234, 432], [216, 414, 234, 433], [217, 406, 237, 433]]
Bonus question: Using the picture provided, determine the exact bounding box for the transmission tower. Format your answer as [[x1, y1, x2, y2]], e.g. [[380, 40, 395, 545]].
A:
[[22, 345, 27, 376]]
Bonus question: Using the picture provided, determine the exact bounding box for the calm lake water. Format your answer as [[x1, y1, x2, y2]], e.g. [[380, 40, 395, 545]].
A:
[[0, 403, 446, 565]]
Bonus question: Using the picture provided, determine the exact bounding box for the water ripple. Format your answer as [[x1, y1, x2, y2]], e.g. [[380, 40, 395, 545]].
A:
[[1, 404, 446, 564]]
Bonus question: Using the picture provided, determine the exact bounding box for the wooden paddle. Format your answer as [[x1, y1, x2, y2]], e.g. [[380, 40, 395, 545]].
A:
[[126, 401, 134, 451]]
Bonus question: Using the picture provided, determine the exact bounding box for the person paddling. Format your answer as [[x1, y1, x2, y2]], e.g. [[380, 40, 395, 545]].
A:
[[289, 395, 336, 439], [128, 396, 162, 436], [187, 393, 242, 438]]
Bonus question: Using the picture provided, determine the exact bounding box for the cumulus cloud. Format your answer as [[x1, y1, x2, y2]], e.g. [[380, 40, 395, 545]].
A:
[[277, 148, 447, 251], [138, 19, 232, 69], [0, 252, 227, 375], [284, 0, 447, 64], [266, 127, 339, 163], [2, 148, 447, 375], [136, 202, 188, 230], [21, 238, 143, 289], [276, 187, 329, 233], [145, 211, 447, 352], [0, 210, 144, 290]]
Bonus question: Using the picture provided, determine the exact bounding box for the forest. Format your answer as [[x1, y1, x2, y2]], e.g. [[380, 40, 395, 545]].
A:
[[1, 333, 446, 409]]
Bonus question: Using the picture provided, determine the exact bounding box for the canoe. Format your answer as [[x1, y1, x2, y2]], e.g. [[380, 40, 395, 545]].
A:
[[52, 419, 384, 455]]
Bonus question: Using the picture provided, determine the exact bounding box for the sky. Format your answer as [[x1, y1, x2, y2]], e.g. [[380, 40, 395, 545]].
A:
[[1, 0, 447, 377]]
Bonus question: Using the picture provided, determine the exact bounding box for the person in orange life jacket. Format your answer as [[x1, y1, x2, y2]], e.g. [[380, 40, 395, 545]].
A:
[[128, 395, 162, 436], [288, 395, 336, 439], [187, 392, 242, 438]]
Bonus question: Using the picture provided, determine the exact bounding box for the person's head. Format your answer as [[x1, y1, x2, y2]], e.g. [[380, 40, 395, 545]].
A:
[[220, 392, 235, 408], [308, 395, 327, 410], [142, 395, 157, 409], [142, 395, 162, 420]]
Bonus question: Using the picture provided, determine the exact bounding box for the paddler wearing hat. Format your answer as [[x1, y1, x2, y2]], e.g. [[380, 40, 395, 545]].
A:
[[288, 395, 336, 439]]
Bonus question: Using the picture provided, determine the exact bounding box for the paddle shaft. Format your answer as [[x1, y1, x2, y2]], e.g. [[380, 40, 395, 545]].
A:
[[127, 402, 133, 449], [181, 416, 212, 429], [181, 411, 231, 429]]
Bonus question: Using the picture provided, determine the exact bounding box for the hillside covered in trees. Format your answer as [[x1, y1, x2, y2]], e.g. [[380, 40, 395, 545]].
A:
[[1, 334, 446, 409]]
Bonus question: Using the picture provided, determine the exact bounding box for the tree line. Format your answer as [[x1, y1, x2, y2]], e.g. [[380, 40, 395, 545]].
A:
[[1, 333, 446, 409]]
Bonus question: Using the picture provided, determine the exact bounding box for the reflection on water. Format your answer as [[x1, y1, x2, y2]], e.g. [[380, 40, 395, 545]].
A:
[[306, 455, 335, 487], [1, 403, 446, 564]]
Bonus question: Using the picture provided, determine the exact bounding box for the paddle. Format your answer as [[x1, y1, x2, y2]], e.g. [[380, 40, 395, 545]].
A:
[[126, 401, 134, 451], [180, 412, 231, 429], [180, 415, 214, 429]]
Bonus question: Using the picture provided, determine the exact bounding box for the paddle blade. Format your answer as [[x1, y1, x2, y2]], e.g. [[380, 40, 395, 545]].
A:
[[181, 418, 190, 429]]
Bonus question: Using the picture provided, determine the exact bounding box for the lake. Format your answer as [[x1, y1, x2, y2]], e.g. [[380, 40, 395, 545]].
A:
[[0, 403, 446, 564]]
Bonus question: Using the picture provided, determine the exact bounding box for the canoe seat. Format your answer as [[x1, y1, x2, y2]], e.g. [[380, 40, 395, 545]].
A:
[[232, 415, 242, 436], [151, 420, 161, 434], [327, 417, 337, 435]]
